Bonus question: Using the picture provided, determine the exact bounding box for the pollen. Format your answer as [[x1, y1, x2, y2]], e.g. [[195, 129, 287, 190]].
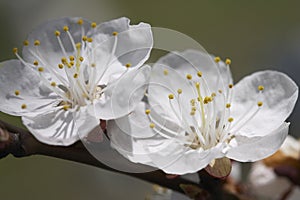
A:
[[77, 19, 83, 25], [225, 58, 231, 65], [186, 74, 192, 80], [125, 63, 131, 68], [112, 31, 118, 36], [50, 82, 56, 87], [82, 36, 88, 41], [163, 69, 168, 75], [87, 38, 93, 43], [177, 89, 182, 94], [258, 85, 264, 91], [21, 104, 27, 109], [73, 73, 79, 78], [197, 71, 202, 77], [13, 48, 18, 54], [58, 64, 64, 69], [145, 109, 151, 115], [14, 90, 20, 96], [63, 26, 69, 32], [79, 56, 84, 62], [168, 94, 174, 99], [69, 56, 75, 61], [226, 103, 231, 108], [214, 56, 221, 63], [23, 40, 29, 46], [33, 60, 39, 66], [257, 101, 263, 107], [228, 117, 234, 122], [149, 123, 155, 128], [228, 84, 233, 89], [91, 22, 97, 28], [55, 30, 61, 36], [34, 40, 40, 46], [63, 105, 70, 111], [38, 67, 44, 72]]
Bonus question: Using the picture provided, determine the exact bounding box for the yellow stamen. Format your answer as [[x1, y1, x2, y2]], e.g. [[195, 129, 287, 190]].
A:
[[13, 48, 18, 54], [177, 89, 182, 94], [190, 111, 195, 116], [61, 57, 67, 64], [211, 92, 216, 97], [226, 103, 231, 108], [38, 67, 44, 72], [168, 94, 174, 99], [77, 19, 83, 25], [258, 85, 264, 91], [145, 109, 151, 115], [79, 57, 84, 62], [186, 74, 192, 80], [87, 38, 93, 43], [257, 101, 263, 107], [21, 104, 27, 109], [197, 71, 202, 77], [34, 40, 40, 46], [163, 69, 168, 75], [149, 123, 155, 128], [14, 90, 20, 96], [228, 84, 233, 89], [51, 82, 56, 87], [55, 30, 61, 36], [73, 73, 79, 78], [33, 60, 39, 66], [112, 31, 118, 36], [228, 117, 234, 122], [63, 26, 69, 32], [91, 63, 96, 67], [63, 105, 70, 111], [69, 56, 75, 61], [58, 64, 64, 69], [214, 56, 221, 63], [82, 36, 88, 41], [91, 22, 97, 28], [76, 43, 81, 49], [125, 63, 131, 68], [23, 40, 29, 46], [225, 58, 231, 65]]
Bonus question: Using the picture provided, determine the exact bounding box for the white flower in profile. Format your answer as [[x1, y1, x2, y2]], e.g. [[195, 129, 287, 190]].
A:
[[0, 17, 152, 145], [108, 49, 298, 175]]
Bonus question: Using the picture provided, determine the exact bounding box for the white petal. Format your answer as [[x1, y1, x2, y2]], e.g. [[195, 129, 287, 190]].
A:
[[22, 17, 92, 83], [230, 70, 298, 137], [156, 49, 233, 94], [227, 122, 289, 162], [0, 60, 58, 116], [94, 65, 151, 120], [22, 105, 98, 146]]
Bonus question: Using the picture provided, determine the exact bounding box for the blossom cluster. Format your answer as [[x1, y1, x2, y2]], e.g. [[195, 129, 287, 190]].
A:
[[0, 17, 298, 175]]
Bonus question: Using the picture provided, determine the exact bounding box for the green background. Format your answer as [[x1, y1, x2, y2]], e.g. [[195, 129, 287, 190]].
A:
[[0, 0, 299, 199]]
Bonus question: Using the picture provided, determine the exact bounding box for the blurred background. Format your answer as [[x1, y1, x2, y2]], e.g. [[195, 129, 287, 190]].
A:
[[0, 0, 299, 199]]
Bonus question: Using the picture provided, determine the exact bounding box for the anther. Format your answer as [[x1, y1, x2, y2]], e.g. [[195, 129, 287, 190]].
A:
[[228, 84, 233, 89], [13, 48, 18, 54], [14, 90, 20, 96], [77, 19, 83, 25], [257, 101, 263, 107], [91, 22, 97, 28], [112, 31, 118, 36], [226, 103, 231, 108], [21, 104, 27, 109], [51, 82, 56, 87], [186, 74, 192, 80], [73, 73, 79, 78], [225, 58, 231, 65], [63, 105, 70, 111], [163, 69, 168, 75], [82, 36, 88, 41], [214, 56, 221, 63], [87, 38, 93, 43], [218, 89, 223, 93], [228, 117, 234, 122], [63, 26, 69, 32], [258, 85, 264, 91], [190, 111, 195, 116], [79, 57, 84, 62], [145, 109, 151, 115], [76, 43, 82, 49], [197, 71, 202, 77], [23, 40, 29, 46], [55, 30, 61, 36], [91, 63, 96, 67], [34, 40, 40, 46], [177, 89, 182, 94], [58, 64, 64, 69], [149, 123, 155, 128], [125, 63, 131, 68], [211, 92, 216, 97], [69, 56, 75, 61], [61, 57, 67, 64], [168, 94, 174, 99], [33, 60, 39, 66], [38, 67, 44, 72]]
